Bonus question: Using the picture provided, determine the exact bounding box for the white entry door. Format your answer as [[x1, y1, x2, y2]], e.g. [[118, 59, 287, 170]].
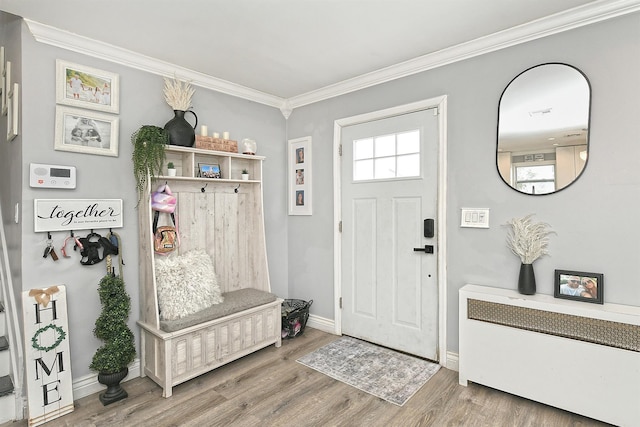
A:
[[341, 107, 439, 361]]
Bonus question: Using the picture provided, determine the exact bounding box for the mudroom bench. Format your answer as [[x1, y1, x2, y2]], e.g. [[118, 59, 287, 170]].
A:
[[137, 289, 282, 398], [137, 146, 281, 398]]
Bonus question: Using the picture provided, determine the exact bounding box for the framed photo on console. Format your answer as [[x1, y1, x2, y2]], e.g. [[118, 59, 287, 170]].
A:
[[554, 269, 603, 304]]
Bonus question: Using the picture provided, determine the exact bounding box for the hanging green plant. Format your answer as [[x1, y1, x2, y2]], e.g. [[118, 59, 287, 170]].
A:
[[132, 125, 169, 205]]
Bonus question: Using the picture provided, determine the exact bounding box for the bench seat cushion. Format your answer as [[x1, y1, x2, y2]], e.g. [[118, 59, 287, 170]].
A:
[[160, 288, 278, 332]]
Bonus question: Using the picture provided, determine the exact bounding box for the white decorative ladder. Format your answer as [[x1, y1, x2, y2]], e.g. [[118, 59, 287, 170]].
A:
[[0, 202, 24, 423]]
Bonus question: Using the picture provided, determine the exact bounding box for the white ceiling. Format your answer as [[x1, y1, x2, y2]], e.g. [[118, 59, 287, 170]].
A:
[[1, 0, 637, 108]]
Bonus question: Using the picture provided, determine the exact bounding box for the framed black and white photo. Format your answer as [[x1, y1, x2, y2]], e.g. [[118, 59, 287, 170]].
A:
[[554, 269, 603, 304], [55, 106, 119, 157], [288, 136, 312, 215], [198, 163, 221, 179], [56, 60, 119, 113]]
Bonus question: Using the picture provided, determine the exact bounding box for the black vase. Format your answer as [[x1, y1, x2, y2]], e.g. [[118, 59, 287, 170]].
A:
[[164, 110, 198, 147], [518, 263, 536, 295], [97, 367, 128, 406]]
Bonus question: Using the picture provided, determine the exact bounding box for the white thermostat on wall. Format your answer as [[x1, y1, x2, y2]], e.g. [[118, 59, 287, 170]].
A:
[[30, 163, 77, 189]]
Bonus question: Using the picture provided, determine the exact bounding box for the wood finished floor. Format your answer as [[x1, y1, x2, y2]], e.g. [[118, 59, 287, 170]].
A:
[[2, 328, 611, 427]]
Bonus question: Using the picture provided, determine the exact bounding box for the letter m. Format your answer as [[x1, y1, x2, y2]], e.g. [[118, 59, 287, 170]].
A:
[[35, 352, 64, 380]]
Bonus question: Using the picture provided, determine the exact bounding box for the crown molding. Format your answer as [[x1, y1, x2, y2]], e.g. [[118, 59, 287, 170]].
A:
[[24, 0, 640, 116], [24, 19, 285, 109], [287, 0, 640, 109]]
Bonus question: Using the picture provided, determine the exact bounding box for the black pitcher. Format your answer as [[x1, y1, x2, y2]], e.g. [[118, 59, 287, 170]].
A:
[[164, 110, 198, 147]]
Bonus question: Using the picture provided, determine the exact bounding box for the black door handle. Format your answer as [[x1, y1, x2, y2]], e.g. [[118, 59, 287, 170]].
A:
[[413, 245, 434, 254]]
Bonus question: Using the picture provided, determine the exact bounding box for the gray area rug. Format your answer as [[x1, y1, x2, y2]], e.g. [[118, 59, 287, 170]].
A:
[[297, 336, 440, 406]]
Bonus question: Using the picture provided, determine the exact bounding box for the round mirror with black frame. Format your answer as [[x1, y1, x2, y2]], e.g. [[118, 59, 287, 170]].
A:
[[496, 63, 591, 195]]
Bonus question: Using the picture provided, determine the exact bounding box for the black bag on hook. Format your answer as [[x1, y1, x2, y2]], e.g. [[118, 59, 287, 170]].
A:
[[78, 232, 118, 265]]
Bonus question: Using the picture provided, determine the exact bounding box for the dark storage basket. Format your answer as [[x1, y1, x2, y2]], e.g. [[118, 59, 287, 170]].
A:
[[281, 299, 312, 339]]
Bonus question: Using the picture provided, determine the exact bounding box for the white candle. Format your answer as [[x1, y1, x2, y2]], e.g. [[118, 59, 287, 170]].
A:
[[223, 131, 230, 140], [213, 132, 220, 138], [200, 125, 208, 136]]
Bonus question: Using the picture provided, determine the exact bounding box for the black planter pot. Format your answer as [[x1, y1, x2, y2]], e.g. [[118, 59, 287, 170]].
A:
[[97, 367, 128, 406], [518, 263, 536, 295], [164, 110, 198, 147]]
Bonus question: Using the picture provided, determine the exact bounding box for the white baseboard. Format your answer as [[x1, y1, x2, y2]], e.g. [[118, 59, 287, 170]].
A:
[[306, 314, 336, 334], [445, 351, 459, 371], [72, 359, 141, 400]]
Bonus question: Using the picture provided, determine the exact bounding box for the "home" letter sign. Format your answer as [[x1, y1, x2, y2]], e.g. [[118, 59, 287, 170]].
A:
[[22, 285, 74, 426]]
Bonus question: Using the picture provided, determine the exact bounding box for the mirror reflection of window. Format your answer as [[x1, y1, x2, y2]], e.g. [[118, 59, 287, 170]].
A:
[[515, 164, 555, 195], [496, 63, 591, 195]]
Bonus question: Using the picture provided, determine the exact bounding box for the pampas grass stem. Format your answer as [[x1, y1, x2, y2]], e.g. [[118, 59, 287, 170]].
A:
[[163, 77, 194, 111], [505, 214, 554, 264]]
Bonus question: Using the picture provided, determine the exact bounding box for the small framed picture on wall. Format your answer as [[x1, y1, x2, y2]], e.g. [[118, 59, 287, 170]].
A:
[[54, 106, 119, 157], [288, 136, 312, 215], [56, 60, 120, 114]]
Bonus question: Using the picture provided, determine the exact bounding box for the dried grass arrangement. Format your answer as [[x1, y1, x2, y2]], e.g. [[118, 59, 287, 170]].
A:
[[163, 77, 194, 111], [505, 214, 554, 264]]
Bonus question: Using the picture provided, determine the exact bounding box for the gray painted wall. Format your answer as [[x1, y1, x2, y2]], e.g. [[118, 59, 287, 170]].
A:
[[7, 18, 287, 379], [286, 12, 640, 353]]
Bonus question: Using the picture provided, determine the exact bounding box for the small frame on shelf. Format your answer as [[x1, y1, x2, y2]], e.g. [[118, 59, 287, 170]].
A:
[[554, 269, 603, 304], [198, 163, 221, 179]]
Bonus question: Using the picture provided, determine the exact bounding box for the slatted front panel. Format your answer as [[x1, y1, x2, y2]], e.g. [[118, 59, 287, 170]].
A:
[[170, 304, 280, 382]]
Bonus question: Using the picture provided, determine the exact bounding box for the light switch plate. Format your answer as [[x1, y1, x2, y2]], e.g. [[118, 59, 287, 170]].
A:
[[461, 208, 490, 228]]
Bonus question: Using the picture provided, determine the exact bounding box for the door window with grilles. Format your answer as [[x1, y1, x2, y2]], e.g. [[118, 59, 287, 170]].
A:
[[352, 130, 420, 181]]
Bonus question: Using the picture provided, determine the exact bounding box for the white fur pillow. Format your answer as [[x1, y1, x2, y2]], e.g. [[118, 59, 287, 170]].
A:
[[154, 250, 224, 321]]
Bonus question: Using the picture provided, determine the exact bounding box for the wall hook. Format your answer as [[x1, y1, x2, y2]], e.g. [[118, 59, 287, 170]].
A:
[[201, 183, 208, 193], [47, 232, 52, 240], [234, 184, 240, 194]]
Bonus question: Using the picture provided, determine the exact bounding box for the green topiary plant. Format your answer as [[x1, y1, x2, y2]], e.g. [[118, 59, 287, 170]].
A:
[[132, 125, 169, 204], [90, 274, 136, 374]]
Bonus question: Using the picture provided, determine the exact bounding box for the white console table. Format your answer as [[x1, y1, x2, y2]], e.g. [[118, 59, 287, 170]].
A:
[[459, 284, 640, 427]]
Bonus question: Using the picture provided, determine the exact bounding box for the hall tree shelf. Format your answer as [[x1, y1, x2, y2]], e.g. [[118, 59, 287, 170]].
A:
[[162, 145, 263, 181], [458, 284, 640, 426], [137, 145, 281, 397]]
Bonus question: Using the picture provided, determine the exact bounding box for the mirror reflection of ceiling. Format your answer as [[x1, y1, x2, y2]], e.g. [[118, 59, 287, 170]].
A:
[[498, 64, 590, 152], [497, 63, 591, 195]]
